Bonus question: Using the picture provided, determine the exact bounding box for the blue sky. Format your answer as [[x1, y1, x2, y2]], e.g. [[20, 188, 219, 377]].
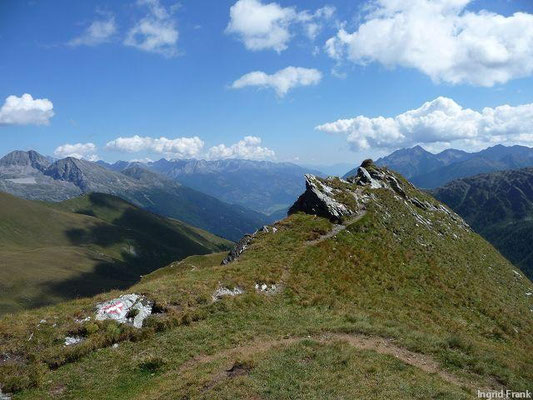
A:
[[1, 0, 533, 166]]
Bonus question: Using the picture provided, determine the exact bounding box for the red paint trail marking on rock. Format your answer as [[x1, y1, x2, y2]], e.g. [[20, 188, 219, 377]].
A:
[[102, 302, 124, 315]]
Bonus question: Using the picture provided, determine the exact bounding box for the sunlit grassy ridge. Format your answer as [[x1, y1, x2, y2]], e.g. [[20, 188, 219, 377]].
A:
[[1, 170, 532, 399], [0, 192, 231, 315]]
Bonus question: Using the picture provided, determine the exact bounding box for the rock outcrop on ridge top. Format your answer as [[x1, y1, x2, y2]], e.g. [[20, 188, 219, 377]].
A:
[[289, 159, 469, 230], [222, 160, 470, 265]]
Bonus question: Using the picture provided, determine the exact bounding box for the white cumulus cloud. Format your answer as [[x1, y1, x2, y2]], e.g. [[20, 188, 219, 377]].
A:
[[208, 136, 275, 160], [124, 0, 179, 57], [54, 143, 99, 161], [0, 94, 54, 126], [325, 0, 533, 86], [316, 97, 533, 151], [68, 16, 116, 47], [105, 135, 204, 158], [226, 0, 334, 52], [231, 66, 322, 96]]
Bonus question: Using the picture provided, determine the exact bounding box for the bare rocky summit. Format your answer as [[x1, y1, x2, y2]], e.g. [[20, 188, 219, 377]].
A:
[[290, 160, 469, 232], [223, 160, 470, 266]]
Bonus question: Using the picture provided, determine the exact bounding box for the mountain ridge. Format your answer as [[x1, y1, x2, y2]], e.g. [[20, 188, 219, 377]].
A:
[[142, 158, 324, 215], [1, 160, 531, 398], [353, 144, 533, 188], [432, 167, 533, 279], [0, 150, 271, 241]]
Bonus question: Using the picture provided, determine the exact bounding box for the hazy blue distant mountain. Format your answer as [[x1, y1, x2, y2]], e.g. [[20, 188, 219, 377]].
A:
[[0, 151, 270, 240], [412, 145, 533, 188], [379, 145, 457, 178], [433, 167, 533, 279], [300, 162, 353, 177], [358, 144, 533, 188], [132, 158, 324, 215]]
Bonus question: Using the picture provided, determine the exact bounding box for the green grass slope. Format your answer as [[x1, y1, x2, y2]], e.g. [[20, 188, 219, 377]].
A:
[[0, 166, 532, 399], [0, 192, 231, 315]]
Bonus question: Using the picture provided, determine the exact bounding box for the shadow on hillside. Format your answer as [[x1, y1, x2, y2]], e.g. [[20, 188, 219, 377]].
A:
[[32, 203, 219, 308], [35, 251, 151, 306]]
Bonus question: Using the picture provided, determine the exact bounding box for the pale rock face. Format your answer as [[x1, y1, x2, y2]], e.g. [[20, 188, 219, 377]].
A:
[[356, 167, 382, 189], [212, 286, 244, 302], [95, 294, 153, 328], [288, 174, 357, 222]]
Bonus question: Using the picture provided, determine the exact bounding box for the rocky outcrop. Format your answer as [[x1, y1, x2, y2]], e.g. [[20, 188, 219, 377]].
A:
[[0, 150, 50, 171], [224, 160, 470, 265], [221, 234, 254, 265], [289, 160, 469, 232], [288, 174, 357, 222], [345, 160, 442, 212]]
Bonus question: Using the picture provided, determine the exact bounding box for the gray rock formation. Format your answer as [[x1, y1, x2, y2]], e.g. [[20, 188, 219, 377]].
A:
[[290, 160, 469, 232], [64, 336, 84, 346], [0, 150, 50, 177], [95, 294, 153, 329], [221, 234, 254, 265], [288, 174, 356, 222], [224, 159, 470, 263]]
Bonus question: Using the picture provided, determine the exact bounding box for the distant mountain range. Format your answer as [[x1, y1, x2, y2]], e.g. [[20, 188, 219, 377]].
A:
[[0, 191, 231, 314], [100, 158, 324, 215], [433, 167, 533, 279], [345, 144, 533, 188], [0, 151, 271, 241]]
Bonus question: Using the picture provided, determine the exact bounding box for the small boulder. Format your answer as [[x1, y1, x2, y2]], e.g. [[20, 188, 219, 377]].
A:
[[212, 286, 244, 302], [95, 294, 153, 329], [64, 336, 84, 346]]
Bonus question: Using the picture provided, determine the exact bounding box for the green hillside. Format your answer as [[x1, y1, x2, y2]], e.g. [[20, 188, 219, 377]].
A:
[[0, 192, 231, 315], [432, 168, 533, 279], [0, 164, 532, 399]]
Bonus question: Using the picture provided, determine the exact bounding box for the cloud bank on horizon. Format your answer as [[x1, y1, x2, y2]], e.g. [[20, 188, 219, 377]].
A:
[[316, 97, 533, 152], [55, 135, 276, 162]]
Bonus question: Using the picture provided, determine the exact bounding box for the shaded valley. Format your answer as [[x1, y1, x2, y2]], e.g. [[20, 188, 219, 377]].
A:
[[0, 192, 231, 315]]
